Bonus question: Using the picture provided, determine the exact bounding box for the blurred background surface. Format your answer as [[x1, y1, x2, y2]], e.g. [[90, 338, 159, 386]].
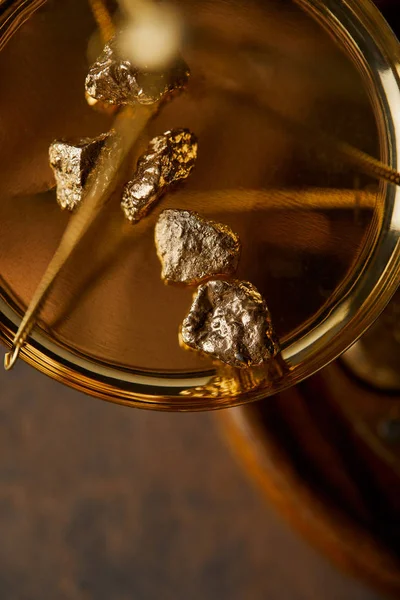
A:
[[0, 363, 384, 600]]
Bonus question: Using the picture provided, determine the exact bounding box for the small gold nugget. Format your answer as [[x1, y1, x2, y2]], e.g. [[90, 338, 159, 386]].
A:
[[85, 35, 189, 107], [155, 209, 241, 285], [49, 133, 111, 210], [121, 129, 197, 223], [180, 280, 280, 368]]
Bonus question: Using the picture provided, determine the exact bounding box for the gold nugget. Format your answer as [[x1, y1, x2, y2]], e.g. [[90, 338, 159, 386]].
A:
[[85, 35, 189, 107], [180, 280, 280, 368], [155, 209, 241, 285], [49, 133, 112, 210], [121, 129, 197, 223]]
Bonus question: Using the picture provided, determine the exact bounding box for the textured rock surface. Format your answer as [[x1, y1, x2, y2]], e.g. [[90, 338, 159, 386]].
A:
[[155, 209, 241, 285], [85, 35, 189, 106], [121, 129, 197, 223], [181, 279, 279, 368], [49, 134, 110, 210]]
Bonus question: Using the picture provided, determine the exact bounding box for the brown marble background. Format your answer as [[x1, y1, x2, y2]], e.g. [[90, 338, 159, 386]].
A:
[[0, 361, 384, 600]]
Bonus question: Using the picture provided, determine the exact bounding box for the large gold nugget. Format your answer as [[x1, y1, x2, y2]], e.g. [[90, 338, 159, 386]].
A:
[[121, 129, 197, 223], [180, 280, 280, 368], [155, 209, 241, 285], [85, 35, 189, 107], [49, 133, 111, 210]]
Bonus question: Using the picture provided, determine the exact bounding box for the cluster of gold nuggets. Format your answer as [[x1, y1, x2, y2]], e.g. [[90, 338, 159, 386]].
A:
[[49, 32, 280, 370]]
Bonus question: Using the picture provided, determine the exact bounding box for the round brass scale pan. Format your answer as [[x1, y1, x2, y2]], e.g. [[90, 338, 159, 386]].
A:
[[0, 0, 399, 410]]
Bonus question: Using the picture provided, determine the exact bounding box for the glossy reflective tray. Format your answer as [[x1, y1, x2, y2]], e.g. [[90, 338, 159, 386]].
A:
[[0, 0, 399, 409]]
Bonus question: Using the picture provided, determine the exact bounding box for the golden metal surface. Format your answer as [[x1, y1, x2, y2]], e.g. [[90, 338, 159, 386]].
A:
[[180, 279, 280, 368], [85, 33, 190, 106], [49, 133, 112, 210], [0, 0, 400, 409], [121, 128, 197, 222], [4, 104, 155, 371], [155, 209, 240, 285], [0, 0, 46, 53]]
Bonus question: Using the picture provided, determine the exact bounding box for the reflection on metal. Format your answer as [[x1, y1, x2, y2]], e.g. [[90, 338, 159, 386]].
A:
[[155, 209, 240, 285], [49, 133, 112, 210], [180, 280, 280, 368], [4, 104, 155, 371], [121, 129, 197, 223], [0, 0, 46, 53], [85, 34, 189, 107]]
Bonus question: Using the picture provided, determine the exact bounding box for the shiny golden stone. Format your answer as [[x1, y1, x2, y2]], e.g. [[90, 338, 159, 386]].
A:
[[121, 129, 198, 223], [180, 280, 280, 368], [49, 133, 111, 210], [155, 209, 241, 285], [85, 35, 189, 107]]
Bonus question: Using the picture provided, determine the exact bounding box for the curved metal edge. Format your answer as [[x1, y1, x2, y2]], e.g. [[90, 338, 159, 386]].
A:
[[1, 0, 400, 409]]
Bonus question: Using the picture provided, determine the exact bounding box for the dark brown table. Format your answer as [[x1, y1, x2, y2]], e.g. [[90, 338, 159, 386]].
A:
[[0, 362, 384, 599]]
